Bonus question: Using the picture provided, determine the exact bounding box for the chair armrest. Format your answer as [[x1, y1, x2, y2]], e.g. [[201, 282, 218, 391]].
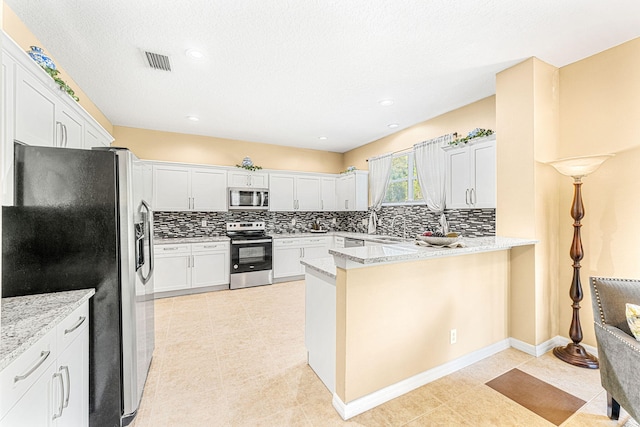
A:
[[595, 323, 640, 421]]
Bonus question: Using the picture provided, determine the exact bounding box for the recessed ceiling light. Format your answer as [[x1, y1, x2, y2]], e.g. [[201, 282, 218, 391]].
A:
[[318, 136, 328, 140], [388, 123, 399, 129], [185, 49, 204, 59], [186, 115, 199, 122], [378, 99, 394, 107]]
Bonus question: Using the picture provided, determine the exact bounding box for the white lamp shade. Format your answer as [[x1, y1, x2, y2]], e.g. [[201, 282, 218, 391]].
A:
[[548, 154, 614, 178]]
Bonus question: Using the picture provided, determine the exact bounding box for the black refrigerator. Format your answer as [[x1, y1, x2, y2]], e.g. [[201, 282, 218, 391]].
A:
[[2, 142, 155, 427]]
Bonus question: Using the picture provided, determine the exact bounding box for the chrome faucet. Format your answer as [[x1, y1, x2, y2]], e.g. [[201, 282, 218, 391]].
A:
[[391, 215, 407, 240]]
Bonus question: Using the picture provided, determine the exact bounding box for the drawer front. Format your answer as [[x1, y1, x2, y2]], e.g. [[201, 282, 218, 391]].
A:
[[191, 242, 229, 252], [0, 329, 56, 419], [301, 237, 330, 246], [154, 244, 190, 255], [56, 302, 89, 351], [273, 239, 299, 247]]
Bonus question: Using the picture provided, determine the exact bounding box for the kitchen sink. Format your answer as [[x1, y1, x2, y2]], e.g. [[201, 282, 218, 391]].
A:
[[370, 236, 408, 244]]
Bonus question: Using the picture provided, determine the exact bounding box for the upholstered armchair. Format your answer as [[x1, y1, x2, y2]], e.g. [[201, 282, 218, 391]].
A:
[[589, 277, 640, 421]]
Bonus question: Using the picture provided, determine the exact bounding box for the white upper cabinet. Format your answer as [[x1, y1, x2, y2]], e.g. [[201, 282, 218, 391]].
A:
[[270, 173, 321, 211], [445, 136, 496, 209], [2, 32, 113, 151], [296, 175, 321, 211], [320, 177, 337, 211], [336, 171, 368, 211], [152, 163, 227, 212], [84, 123, 111, 149], [2, 31, 114, 206], [227, 170, 268, 188], [14, 65, 58, 147], [191, 168, 227, 211]]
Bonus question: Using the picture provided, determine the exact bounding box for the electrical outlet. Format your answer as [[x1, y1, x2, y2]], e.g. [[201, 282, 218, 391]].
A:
[[332, 218, 337, 225], [362, 219, 368, 226], [291, 218, 296, 226], [201, 220, 207, 227], [450, 329, 457, 344]]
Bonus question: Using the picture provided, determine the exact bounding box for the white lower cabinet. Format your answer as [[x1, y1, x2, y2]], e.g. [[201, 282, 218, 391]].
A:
[[273, 237, 331, 279], [0, 302, 89, 427], [154, 242, 230, 295]]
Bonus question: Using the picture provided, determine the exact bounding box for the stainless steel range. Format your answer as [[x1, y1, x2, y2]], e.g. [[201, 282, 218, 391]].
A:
[[226, 221, 273, 289]]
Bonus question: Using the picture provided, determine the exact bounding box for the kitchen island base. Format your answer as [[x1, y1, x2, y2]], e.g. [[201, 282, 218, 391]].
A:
[[303, 237, 536, 419]]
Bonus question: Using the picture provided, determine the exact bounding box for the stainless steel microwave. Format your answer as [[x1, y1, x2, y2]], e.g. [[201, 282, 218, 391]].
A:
[[228, 188, 269, 210]]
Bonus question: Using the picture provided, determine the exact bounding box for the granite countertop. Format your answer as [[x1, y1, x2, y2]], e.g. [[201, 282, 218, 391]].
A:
[[0, 289, 95, 371], [329, 236, 538, 267], [301, 257, 337, 280], [273, 231, 334, 238], [154, 236, 230, 245]]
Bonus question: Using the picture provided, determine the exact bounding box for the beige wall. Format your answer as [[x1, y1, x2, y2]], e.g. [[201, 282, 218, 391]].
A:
[[556, 38, 640, 345], [2, 4, 113, 134], [342, 96, 496, 170], [335, 251, 510, 403], [497, 38, 640, 349], [113, 126, 345, 173], [496, 58, 560, 346]]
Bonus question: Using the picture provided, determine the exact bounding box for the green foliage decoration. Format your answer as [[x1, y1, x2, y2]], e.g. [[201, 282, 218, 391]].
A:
[[450, 128, 494, 146], [41, 66, 79, 102]]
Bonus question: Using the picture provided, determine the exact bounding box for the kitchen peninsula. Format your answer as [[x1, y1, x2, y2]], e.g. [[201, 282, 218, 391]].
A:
[[302, 236, 536, 420]]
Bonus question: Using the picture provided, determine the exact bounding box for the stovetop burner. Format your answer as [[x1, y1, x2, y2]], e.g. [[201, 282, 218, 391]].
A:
[[226, 221, 270, 239]]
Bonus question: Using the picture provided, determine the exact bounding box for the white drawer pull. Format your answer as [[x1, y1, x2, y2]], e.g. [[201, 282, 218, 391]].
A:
[[163, 247, 179, 251], [14, 350, 50, 383], [64, 316, 86, 334], [203, 245, 218, 249]]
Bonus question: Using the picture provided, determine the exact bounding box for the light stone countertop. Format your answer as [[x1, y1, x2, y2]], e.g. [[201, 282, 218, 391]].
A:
[[154, 236, 230, 245], [329, 236, 537, 268], [301, 257, 337, 280], [1, 289, 95, 371]]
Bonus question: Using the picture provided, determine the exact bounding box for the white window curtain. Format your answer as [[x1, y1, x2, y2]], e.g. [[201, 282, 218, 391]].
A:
[[413, 134, 454, 233], [367, 153, 393, 234]]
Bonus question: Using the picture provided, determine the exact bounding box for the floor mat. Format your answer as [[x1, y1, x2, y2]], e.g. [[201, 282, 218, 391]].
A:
[[486, 368, 586, 426]]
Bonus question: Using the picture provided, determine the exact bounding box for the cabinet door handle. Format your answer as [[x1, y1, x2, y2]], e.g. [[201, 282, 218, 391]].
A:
[[56, 122, 63, 147], [465, 189, 469, 205], [60, 365, 71, 408], [14, 350, 51, 383], [321, 200, 324, 210], [63, 124, 68, 147], [192, 255, 195, 268], [470, 188, 476, 205], [52, 372, 65, 420], [64, 316, 86, 334]]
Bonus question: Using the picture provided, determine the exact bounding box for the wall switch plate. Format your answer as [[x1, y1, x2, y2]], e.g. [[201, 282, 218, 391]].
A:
[[291, 218, 296, 226], [362, 219, 368, 226], [332, 218, 337, 225], [201, 220, 207, 227], [450, 329, 457, 344]]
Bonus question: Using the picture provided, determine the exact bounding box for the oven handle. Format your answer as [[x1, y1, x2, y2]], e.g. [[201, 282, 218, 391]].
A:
[[231, 239, 272, 244]]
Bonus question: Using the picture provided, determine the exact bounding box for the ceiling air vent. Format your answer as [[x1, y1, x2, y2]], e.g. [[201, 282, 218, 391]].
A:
[[144, 51, 171, 71]]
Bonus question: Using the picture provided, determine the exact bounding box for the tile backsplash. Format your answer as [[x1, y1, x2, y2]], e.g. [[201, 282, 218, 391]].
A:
[[154, 206, 494, 238]]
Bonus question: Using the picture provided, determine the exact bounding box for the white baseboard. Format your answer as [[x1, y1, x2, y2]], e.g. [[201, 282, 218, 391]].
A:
[[331, 335, 599, 420], [332, 339, 510, 420], [510, 336, 598, 358]]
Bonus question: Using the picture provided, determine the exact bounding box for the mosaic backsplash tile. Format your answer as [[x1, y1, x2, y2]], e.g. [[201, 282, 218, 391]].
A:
[[154, 206, 495, 238]]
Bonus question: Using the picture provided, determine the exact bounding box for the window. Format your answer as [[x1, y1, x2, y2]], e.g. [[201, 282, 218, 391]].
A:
[[383, 152, 423, 204]]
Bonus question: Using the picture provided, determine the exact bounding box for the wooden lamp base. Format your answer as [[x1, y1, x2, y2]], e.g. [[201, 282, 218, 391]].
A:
[[553, 342, 599, 369]]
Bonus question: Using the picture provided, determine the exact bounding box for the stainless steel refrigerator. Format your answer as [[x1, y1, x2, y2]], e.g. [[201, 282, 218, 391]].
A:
[[2, 142, 155, 427]]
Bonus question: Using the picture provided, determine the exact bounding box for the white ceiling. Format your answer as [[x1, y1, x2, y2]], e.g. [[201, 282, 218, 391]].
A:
[[6, 1, 640, 153]]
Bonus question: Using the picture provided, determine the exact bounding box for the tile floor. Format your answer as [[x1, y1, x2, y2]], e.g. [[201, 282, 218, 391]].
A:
[[132, 280, 637, 427]]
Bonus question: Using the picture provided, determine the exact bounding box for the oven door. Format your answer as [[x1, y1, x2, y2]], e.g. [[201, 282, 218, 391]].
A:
[[230, 239, 273, 273]]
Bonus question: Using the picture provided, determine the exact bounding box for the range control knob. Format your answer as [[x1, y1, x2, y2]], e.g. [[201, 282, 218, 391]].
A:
[[233, 264, 238, 269]]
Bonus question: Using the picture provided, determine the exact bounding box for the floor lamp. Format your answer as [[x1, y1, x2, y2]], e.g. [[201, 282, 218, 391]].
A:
[[548, 154, 614, 369]]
